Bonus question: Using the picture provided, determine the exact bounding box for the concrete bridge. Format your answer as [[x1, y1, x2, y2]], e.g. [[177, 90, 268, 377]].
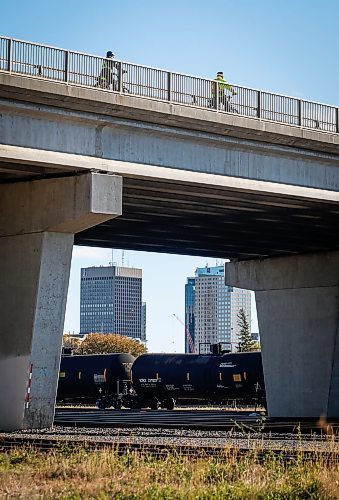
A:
[[1, 37, 339, 429]]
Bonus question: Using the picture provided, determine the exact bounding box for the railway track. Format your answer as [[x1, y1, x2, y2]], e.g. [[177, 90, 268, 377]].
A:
[[1, 409, 338, 463], [54, 408, 339, 436], [0, 433, 338, 463]]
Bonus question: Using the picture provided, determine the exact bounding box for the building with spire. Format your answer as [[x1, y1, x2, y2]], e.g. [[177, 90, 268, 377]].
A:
[[185, 265, 251, 353]]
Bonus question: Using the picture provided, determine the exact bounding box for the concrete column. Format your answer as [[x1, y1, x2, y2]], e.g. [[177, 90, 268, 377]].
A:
[[0, 173, 122, 430], [225, 252, 339, 418]]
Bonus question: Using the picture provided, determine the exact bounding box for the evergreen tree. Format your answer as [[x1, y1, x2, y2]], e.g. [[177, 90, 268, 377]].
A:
[[237, 308, 256, 352]]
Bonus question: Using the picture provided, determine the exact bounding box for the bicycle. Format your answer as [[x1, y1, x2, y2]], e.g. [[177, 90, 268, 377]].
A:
[[206, 93, 238, 113], [220, 94, 239, 114]]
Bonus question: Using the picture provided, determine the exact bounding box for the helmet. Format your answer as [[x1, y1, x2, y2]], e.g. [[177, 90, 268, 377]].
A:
[[106, 51, 115, 58], [217, 71, 223, 77]]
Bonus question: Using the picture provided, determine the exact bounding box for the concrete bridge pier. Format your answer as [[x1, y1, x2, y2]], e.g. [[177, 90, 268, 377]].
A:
[[0, 172, 122, 430], [225, 252, 339, 418]]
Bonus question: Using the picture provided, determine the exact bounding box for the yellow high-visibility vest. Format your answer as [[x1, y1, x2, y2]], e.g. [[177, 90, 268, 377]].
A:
[[211, 77, 235, 96]]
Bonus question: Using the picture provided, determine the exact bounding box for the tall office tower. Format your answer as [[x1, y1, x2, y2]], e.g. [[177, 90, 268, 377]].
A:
[[80, 265, 144, 340], [184, 277, 196, 353], [185, 265, 251, 353]]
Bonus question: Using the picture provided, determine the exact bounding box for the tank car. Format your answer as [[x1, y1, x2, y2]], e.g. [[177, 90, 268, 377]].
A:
[[130, 351, 265, 409], [57, 353, 135, 409]]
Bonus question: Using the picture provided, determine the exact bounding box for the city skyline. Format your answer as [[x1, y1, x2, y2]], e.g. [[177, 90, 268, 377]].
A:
[[64, 249, 258, 353]]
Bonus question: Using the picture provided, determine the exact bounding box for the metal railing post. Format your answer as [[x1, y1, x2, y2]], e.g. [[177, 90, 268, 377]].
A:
[[257, 90, 261, 118], [298, 99, 303, 126], [7, 38, 12, 72], [167, 71, 172, 102], [64, 50, 69, 83], [336, 108, 339, 134], [119, 61, 123, 93], [214, 80, 218, 110]]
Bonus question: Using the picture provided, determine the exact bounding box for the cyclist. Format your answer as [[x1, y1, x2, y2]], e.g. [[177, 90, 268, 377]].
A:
[[211, 71, 237, 111], [97, 51, 119, 90]]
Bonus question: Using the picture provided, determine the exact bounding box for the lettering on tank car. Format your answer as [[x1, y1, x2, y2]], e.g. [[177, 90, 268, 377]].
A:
[[182, 384, 194, 391], [94, 374, 105, 384], [219, 363, 236, 368], [165, 384, 179, 391], [217, 384, 229, 389], [138, 377, 159, 388]]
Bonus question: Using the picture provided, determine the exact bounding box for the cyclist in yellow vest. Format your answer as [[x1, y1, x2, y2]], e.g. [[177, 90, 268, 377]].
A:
[[211, 71, 237, 111]]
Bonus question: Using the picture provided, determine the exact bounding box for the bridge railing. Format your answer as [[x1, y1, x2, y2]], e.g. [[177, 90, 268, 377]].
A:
[[1, 36, 338, 134]]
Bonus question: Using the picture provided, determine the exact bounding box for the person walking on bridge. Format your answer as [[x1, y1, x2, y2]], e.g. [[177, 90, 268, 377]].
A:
[[211, 71, 237, 111]]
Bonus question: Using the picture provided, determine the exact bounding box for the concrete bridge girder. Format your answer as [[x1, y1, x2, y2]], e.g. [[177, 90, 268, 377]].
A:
[[0, 173, 122, 430], [225, 252, 339, 418], [2, 99, 339, 192]]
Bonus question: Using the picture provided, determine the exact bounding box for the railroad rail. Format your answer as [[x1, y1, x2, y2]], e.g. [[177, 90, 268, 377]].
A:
[[0, 36, 338, 133], [54, 409, 339, 436]]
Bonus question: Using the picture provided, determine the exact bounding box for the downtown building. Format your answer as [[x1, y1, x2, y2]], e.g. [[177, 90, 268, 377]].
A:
[[185, 265, 251, 353], [80, 265, 146, 341]]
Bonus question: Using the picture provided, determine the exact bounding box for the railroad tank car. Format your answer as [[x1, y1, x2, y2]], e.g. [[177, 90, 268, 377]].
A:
[[57, 353, 135, 408], [131, 351, 265, 409]]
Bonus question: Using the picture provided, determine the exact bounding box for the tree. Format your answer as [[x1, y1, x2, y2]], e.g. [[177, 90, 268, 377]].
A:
[[63, 334, 81, 351], [78, 333, 147, 357], [236, 308, 256, 352]]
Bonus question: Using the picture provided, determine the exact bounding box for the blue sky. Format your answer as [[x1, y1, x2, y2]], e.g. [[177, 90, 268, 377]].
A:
[[2, 0, 338, 351]]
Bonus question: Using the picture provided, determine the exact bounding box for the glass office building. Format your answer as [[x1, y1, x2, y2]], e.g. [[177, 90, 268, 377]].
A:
[[185, 265, 251, 353], [185, 277, 196, 353], [80, 265, 144, 340]]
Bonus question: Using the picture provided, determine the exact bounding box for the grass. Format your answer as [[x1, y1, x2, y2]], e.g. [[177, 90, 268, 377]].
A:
[[0, 445, 338, 499]]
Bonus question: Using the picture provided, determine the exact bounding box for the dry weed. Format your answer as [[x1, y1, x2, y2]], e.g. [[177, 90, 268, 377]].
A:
[[0, 445, 338, 499]]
